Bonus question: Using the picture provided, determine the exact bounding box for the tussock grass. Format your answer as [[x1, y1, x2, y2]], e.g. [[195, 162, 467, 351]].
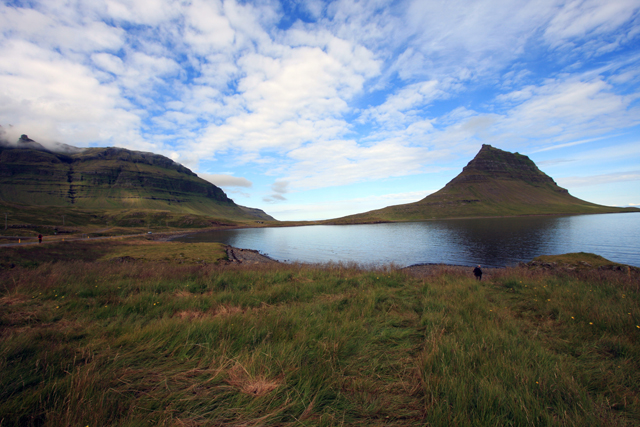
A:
[[1, 255, 639, 426]]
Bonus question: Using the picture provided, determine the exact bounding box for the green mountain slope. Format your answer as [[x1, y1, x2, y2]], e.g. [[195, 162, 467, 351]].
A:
[[0, 135, 274, 222], [336, 144, 638, 222]]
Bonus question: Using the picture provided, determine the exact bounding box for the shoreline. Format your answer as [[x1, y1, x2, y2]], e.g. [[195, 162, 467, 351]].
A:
[[225, 245, 279, 265]]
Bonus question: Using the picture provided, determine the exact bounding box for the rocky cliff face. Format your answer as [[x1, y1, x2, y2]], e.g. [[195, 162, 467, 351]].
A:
[[0, 136, 274, 221], [446, 144, 564, 190], [68, 147, 232, 205]]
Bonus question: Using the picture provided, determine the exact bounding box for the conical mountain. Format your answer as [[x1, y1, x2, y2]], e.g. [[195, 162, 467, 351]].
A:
[[336, 144, 636, 222]]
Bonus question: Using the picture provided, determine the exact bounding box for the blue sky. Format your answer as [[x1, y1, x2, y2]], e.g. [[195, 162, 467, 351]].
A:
[[1, 0, 639, 220]]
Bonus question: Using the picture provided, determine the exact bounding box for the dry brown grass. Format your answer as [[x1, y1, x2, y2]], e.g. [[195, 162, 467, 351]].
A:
[[173, 289, 195, 298], [173, 305, 249, 321], [0, 293, 30, 306], [214, 305, 245, 317], [174, 310, 207, 320], [226, 363, 282, 397]]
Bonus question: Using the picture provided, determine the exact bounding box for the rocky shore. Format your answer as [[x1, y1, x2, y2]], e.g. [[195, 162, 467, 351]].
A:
[[225, 246, 278, 265]]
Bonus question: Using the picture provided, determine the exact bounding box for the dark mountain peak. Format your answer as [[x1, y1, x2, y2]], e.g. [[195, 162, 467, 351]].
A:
[[16, 134, 48, 151], [447, 144, 558, 187], [0, 132, 84, 155], [469, 144, 535, 171]]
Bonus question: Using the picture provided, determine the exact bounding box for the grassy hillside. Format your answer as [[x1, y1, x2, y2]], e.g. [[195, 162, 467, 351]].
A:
[[0, 199, 261, 236], [1, 242, 639, 426], [335, 145, 638, 223], [0, 145, 274, 222]]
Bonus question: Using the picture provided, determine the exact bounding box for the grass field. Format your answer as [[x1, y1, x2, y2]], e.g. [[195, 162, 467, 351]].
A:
[[1, 241, 639, 426]]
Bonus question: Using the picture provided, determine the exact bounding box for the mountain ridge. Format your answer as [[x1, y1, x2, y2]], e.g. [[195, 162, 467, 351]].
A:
[[0, 134, 275, 222]]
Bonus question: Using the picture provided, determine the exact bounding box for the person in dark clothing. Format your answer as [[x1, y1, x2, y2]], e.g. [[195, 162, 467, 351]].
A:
[[473, 265, 482, 281], [38, 234, 42, 244]]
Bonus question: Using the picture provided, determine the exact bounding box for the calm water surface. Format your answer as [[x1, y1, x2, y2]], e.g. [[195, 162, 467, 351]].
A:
[[174, 213, 640, 268]]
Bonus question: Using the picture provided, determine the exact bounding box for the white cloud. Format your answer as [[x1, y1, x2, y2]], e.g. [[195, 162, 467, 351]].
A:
[[105, 0, 181, 25], [262, 180, 289, 203], [0, 4, 124, 53], [544, 141, 640, 166], [267, 189, 435, 221], [498, 76, 640, 143], [199, 173, 252, 188], [544, 0, 640, 48], [361, 80, 448, 127], [264, 194, 287, 203], [531, 134, 622, 153], [396, 0, 558, 80], [192, 37, 380, 157], [557, 170, 640, 187], [0, 39, 142, 146], [92, 53, 126, 76], [433, 72, 640, 153], [272, 181, 289, 194], [281, 138, 427, 190], [184, 0, 235, 54]]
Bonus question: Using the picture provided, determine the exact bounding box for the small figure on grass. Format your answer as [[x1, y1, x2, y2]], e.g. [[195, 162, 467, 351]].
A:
[[473, 265, 482, 281], [38, 234, 43, 244]]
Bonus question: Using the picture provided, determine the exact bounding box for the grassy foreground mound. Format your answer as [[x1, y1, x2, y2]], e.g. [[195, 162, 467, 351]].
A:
[[1, 245, 639, 426]]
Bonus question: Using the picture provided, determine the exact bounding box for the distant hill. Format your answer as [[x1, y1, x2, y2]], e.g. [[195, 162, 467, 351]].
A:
[[0, 134, 275, 222], [335, 144, 638, 222]]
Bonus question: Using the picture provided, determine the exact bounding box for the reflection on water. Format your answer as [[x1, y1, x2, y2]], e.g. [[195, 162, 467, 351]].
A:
[[174, 213, 640, 268]]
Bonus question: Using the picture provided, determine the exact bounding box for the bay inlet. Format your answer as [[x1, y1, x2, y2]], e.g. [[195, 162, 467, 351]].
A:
[[173, 212, 640, 268]]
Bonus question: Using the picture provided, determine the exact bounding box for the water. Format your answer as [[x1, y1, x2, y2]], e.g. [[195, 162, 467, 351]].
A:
[[173, 212, 640, 268]]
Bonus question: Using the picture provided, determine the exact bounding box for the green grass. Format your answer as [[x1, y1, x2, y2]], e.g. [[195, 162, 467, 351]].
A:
[[0, 199, 252, 230], [0, 239, 230, 269], [99, 240, 229, 264], [532, 252, 627, 269], [1, 246, 639, 426]]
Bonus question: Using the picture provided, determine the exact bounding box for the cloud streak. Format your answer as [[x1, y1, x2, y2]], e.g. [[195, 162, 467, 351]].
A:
[[557, 170, 640, 187]]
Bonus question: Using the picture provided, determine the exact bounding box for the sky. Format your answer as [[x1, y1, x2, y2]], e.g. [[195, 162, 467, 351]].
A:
[[1, 0, 639, 221]]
